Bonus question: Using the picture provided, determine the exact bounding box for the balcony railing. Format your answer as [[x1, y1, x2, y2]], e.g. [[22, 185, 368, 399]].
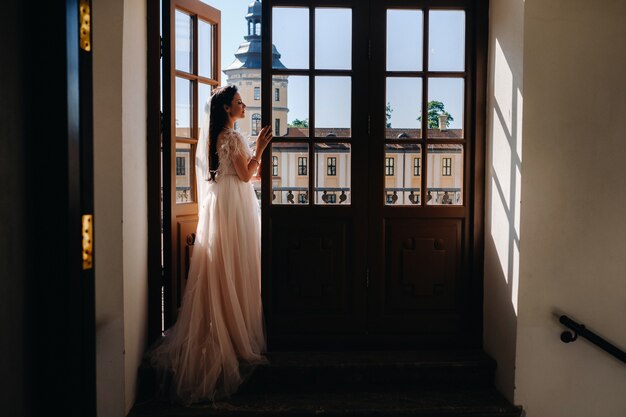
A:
[[180, 185, 461, 206], [385, 187, 461, 205], [261, 186, 352, 204], [251, 186, 462, 205]]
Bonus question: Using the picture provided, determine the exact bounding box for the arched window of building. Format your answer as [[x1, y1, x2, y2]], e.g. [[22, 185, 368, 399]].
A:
[[251, 113, 261, 135], [272, 155, 279, 176]]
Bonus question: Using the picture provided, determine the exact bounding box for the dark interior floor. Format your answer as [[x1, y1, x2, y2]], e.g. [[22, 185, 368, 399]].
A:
[[129, 350, 523, 417]]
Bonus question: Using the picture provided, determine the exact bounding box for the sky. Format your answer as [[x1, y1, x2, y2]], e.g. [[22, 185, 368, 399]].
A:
[[191, 1, 465, 130]]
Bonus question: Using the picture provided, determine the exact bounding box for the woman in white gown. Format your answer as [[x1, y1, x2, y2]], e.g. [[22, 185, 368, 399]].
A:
[[149, 85, 272, 405]]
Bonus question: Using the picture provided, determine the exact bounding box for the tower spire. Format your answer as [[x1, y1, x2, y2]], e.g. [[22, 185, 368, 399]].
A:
[[224, 0, 286, 71]]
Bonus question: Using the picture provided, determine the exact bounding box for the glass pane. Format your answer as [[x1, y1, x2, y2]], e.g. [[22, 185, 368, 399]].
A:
[[175, 10, 192, 73], [176, 142, 194, 204], [273, 75, 308, 138], [198, 83, 212, 139], [315, 76, 351, 137], [427, 144, 463, 205], [386, 77, 422, 139], [384, 143, 422, 205], [176, 77, 193, 138], [314, 143, 351, 205], [427, 78, 464, 138], [387, 10, 423, 71], [315, 8, 352, 70], [271, 142, 309, 205], [198, 20, 213, 79], [272, 7, 309, 69], [428, 10, 465, 71]]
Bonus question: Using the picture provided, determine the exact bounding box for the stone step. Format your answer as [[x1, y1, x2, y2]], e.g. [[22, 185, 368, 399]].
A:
[[132, 350, 522, 417], [239, 350, 496, 394], [129, 389, 523, 417]]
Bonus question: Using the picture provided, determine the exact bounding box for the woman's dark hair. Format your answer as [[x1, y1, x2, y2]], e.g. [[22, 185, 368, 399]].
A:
[[208, 85, 238, 181]]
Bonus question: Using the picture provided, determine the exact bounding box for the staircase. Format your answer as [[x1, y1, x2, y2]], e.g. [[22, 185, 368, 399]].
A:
[[129, 350, 523, 416]]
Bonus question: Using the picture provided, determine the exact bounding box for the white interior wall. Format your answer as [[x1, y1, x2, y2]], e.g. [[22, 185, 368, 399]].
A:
[[515, 1, 626, 416], [122, 0, 148, 413], [94, 0, 148, 415], [483, 0, 524, 403], [94, 0, 126, 414]]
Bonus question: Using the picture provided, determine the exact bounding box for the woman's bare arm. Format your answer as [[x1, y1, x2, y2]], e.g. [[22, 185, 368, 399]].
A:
[[232, 126, 272, 182], [232, 151, 259, 182]]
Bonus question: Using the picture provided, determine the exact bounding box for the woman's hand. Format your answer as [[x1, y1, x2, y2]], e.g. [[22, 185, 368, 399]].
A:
[[255, 125, 273, 157]]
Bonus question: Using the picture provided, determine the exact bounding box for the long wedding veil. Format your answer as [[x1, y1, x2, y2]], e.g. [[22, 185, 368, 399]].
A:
[[196, 94, 212, 207]]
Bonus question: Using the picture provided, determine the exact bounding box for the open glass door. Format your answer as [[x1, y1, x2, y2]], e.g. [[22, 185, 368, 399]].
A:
[[162, 0, 221, 326]]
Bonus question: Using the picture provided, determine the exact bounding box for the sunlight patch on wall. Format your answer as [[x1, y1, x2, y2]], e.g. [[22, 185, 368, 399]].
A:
[[512, 239, 519, 314], [515, 88, 523, 163], [514, 164, 522, 241], [492, 107, 512, 208], [490, 176, 510, 283], [494, 40, 513, 135], [489, 35, 523, 313]]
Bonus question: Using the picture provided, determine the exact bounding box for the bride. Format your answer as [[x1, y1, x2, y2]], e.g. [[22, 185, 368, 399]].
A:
[[149, 85, 272, 405]]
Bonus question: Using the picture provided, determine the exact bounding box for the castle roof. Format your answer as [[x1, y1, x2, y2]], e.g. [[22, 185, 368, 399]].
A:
[[224, 0, 286, 72]]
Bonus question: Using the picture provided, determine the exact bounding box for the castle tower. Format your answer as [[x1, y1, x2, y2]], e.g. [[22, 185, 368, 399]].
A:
[[224, 0, 288, 138]]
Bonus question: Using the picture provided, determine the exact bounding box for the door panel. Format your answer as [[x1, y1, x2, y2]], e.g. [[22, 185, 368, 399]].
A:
[[177, 218, 198, 299], [371, 218, 469, 343], [385, 219, 461, 312], [270, 218, 354, 313]]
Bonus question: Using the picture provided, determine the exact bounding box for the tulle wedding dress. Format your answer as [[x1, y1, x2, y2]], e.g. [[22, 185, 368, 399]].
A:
[[148, 127, 267, 405]]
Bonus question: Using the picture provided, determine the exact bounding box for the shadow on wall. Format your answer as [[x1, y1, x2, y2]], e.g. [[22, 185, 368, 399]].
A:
[[484, 0, 524, 402]]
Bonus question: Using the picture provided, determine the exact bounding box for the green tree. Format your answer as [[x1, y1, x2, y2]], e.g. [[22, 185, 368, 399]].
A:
[[288, 118, 309, 128], [386, 102, 393, 128], [418, 100, 454, 129]]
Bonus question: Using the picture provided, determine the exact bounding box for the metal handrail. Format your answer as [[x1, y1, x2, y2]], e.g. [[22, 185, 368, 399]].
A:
[[559, 315, 626, 363]]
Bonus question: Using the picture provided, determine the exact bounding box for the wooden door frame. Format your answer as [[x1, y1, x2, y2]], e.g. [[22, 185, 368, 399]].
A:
[[366, 0, 487, 347], [261, 0, 488, 349], [147, 0, 488, 348], [148, 0, 221, 340], [147, 0, 163, 344]]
